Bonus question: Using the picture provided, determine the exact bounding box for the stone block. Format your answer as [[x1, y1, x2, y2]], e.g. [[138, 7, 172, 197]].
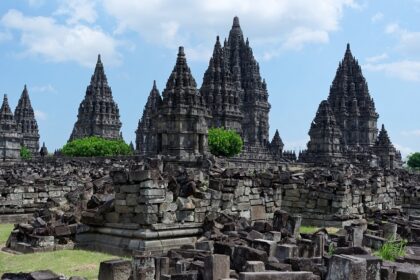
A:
[[98, 259, 132, 280], [232, 245, 268, 272], [196, 240, 214, 252], [203, 254, 230, 280], [275, 244, 298, 260], [129, 170, 159, 183], [133, 213, 158, 225], [326, 254, 367, 280], [353, 255, 381, 280], [250, 205, 266, 221], [251, 239, 277, 257], [155, 257, 169, 280], [132, 256, 155, 280], [245, 261, 265, 272], [177, 211, 195, 222], [238, 271, 318, 280]]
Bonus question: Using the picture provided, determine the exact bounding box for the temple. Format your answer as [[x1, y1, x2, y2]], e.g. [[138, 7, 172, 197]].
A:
[[69, 55, 122, 141], [0, 94, 22, 160], [136, 17, 284, 161], [14, 85, 40, 154], [301, 44, 402, 168]]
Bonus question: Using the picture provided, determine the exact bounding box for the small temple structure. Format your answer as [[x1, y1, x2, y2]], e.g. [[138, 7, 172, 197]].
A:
[[300, 44, 401, 168], [0, 94, 23, 160], [14, 85, 40, 154], [69, 55, 122, 141]]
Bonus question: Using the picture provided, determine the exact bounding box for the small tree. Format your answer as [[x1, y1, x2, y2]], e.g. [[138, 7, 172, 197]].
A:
[[61, 136, 132, 157], [407, 152, 420, 169], [20, 146, 32, 160], [208, 128, 243, 158]]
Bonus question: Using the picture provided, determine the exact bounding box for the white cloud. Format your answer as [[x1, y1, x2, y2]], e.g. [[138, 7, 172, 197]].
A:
[[385, 23, 420, 56], [283, 137, 310, 151], [402, 130, 420, 137], [103, 0, 357, 60], [365, 53, 388, 63], [54, 0, 98, 25], [1, 9, 121, 67], [34, 110, 47, 121], [30, 84, 56, 93], [371, 12, 384, 23], [364, 60, 420, 82]]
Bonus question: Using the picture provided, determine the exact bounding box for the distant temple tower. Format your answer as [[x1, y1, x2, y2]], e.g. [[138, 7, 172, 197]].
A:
[[0, 95, 22, 160], [200, 17, 277, 160], [14, 85, 40, 153], [69, 55, 122, 141], [302, 44, 401, 168], [158, 47, 211, 157], [135, 80, 162, 155]]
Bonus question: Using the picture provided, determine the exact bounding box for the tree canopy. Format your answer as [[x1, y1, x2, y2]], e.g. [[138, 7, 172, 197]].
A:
[[208, 128, 243, 158], [61, 136, 132, 157]]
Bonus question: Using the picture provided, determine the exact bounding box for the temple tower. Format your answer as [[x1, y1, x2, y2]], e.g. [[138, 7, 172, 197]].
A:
[[374, 124, 400, 169], [327, 44, 378, 149], [14, 85, 39, 153], [303, 100, 343, 163], [0, 95, 22, 160], [135, 80, 162, 155], [157, 47, 211, 157], [69, 55, 122, 141], [201, 17, 271, 150]]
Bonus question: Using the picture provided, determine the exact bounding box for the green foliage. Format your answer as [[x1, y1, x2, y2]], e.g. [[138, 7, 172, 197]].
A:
[[208, 128, 243, 158], [328, 243, 335, 256], [20, 146, 32, 160], [300, 226, 320, 234], [374, 238, 407, 261], [407, 152, 420, 169], [61, 136, 132, 157]]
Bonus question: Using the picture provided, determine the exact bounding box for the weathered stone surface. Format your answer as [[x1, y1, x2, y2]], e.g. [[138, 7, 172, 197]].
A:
[[203, 254, 230, 280], [98, 259, 132, 280], [326, 255, 367, 280]]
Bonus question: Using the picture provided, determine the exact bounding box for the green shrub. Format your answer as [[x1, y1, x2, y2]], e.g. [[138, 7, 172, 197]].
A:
[[61, 136, 132, 157], [328, 243, 335, 256], [407, 152, 420, 169], [208, 128, 243, 158], [20, 146, 32, 160], [374, 238, 407, 261]]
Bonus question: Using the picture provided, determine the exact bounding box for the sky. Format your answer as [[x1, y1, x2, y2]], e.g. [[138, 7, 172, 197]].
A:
[[0, 0, 419, 158]]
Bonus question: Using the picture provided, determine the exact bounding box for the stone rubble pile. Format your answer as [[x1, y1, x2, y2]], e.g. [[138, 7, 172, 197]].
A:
[[5, 198, 80, 253]]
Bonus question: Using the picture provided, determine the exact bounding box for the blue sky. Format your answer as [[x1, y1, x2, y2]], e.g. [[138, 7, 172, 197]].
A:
[[0, 0, 419, 157]]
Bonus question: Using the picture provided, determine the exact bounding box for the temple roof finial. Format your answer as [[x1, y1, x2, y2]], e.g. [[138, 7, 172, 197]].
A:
[[178, 46, 185, 56], [153, 80, 157, 89], [233, 16, 240, 28], [97, 54, 102, 64]]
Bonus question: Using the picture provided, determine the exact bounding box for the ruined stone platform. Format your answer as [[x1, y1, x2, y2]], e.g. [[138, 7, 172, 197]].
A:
[[76, 223, 203, 256]]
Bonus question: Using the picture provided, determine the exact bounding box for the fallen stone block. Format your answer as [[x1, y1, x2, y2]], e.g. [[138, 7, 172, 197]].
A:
[[245, 261, 265, 272], [232, 245, 268, 272], [326, 254, 367, 280], [238, 271, 319, 280], [203, 254, 230, 280], [275, 244, 298, 260], [132, 256, 155, 280], [98, 259, 132, 280]]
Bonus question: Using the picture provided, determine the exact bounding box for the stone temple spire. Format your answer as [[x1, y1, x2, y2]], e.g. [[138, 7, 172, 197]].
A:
[[303, 100, 343, 163], [374, 124, 400, 169], [201, 35, 243, 132], [376, 124, 392, 147], [135, 80, 162, 154], [69, 54, 122, 141], [162, 46, 201, 108], [270, 129, 284, 160], [327, 43, 378, 148], [14, 85, 39, 153], [0, 94, 22, 159], [157, 47, 210, 156]]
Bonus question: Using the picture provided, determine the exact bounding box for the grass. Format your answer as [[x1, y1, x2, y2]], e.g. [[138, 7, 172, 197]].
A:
[[299, 226, 340, 235], [0, 224, 125, 279], [374, 238, 407, 261]]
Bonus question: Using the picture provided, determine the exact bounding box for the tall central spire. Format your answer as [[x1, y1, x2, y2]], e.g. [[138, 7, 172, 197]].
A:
[[69, 54, 122, 141]]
